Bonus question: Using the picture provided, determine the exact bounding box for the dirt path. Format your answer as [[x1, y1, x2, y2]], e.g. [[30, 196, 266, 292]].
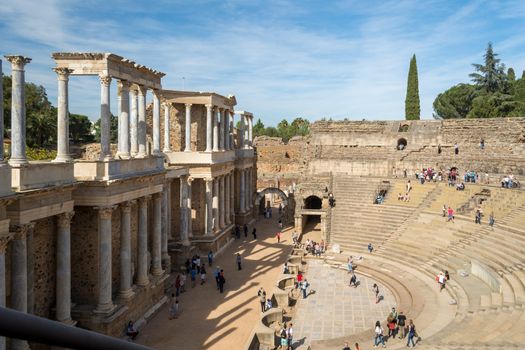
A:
[[138, 208, 293, 349]]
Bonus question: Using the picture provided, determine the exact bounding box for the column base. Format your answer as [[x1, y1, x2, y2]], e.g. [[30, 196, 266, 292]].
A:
[[152, 150, 162, 156], [118, 288, 135, 300], [164, 148, 172, 153], [8, 158, 29, 167], [52, 155, 73, 163], [98, 155, 113, 162], [151, 267, 164, 276], [184, 148, 191, 152], [116, 152, 131, 159], [58, 317, 77, 326], [135, 153, 147, 159], [136, 278, 150, 287], [182, 239, 191, 247], [93, 302, 116, 315]]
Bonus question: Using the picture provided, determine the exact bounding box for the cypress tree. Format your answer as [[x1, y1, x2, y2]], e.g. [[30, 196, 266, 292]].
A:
[[405, 54, 421, 120], [508, 67, 516, 81]]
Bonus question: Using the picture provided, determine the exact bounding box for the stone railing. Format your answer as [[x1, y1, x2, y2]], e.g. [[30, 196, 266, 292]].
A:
[[11, 162, 75, 191], [74, 156, 164, 181], [470, 259, 502, 294]]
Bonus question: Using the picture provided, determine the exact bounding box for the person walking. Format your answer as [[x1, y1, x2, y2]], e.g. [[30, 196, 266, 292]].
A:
[[406, 319, 417, 347], [347, 257, 353, 273], [354, 343, 361, 350], [218, 270, 225, 293], [287, 323, 294, 350], [243, 224, 248, 238], [447, 206, 455, 222], [301, 279, 309, 299], [373, 320, 386, 347], [349, 273, 358, 288], [283, 262, 290, 274], [279, 325, 288, 349], [489, 212, 495, 228], [200, 264, 207, 285], [168, 293, 178, 320], [207, 250, 213, 267], [397, 311, 407, 339], [387, 307, 398, 338], [236, 253, 242, 270], [276, 231, 282, 243], [258, 288, 266, 312], [373, 283, 380, 303], [368, 243, 374, 253], [252, 227, 257, 239]]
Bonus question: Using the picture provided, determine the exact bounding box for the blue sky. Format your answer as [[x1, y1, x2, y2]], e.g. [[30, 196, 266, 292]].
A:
[[1, 0, 525, 126]]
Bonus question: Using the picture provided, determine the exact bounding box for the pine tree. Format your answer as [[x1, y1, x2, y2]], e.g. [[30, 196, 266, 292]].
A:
[[469, 42, 507, 93], [405, 54, 420, 120]]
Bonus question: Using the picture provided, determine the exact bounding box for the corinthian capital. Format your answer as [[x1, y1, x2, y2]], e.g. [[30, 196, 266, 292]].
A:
[[96, 205, 116, 219], [53, 67, 74, 80], [57, 211, 75, 228], [9, 222, 35, 240], [5, 55, 32, 70], [117, 79, 131, 92], [99, 74, 112, 86], [0, 233, 15, 253]]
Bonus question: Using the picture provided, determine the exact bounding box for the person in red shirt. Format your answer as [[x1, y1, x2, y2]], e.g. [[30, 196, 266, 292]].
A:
[[296, 272, 303, 289]]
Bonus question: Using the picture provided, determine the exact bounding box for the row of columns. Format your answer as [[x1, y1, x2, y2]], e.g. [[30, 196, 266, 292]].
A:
[[95, 192, 166, 313], [238, 113, 254, 149], [204, 105, 235, 153], [204, 173, 234, 236], [239, 167, 255, 213]]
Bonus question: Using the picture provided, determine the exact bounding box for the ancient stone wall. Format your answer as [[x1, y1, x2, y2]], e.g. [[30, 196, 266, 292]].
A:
[[33, 217, 57, 319]]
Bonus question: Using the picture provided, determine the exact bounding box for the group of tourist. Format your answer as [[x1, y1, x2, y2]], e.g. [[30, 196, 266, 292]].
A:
[[501, 174, 521, 189], [303, 238, 326, 256], [279, 322, 294, 349]]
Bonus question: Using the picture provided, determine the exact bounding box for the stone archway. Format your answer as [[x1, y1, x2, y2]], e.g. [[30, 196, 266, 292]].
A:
[[255, 187, 294, 224], [255, 187, 289, 207]]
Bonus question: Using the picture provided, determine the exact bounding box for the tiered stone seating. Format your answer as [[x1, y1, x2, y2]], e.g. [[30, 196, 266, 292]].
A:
[[382, 179, 438, 207]]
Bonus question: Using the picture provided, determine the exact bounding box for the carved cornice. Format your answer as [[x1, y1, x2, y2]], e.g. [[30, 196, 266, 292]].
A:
[[5, 55, 32, 70], [95, 205, 116, 219], [57, 211, 75, 228], [99, 75, 112, 86]]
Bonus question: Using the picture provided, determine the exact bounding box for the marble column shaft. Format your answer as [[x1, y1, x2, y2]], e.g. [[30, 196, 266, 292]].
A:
[[137, 86, 147, 157], [119, 202, 133, 298], [161, 189, 169, 264], [56, 212, 74, 322], [219, 176, 225, 228], [117, 80, 131, 159], [53, 67, 73, 162], [187, 178, 193, 238], [0, 233, 13, 350], [99, 75, 112, 160], [95, 206, 115, 313], [239, 114, 245, 150], [152, 91, 161, 155], [205, 104, 213, 152], [248, 117, 253, 147], [229, 112, 234, 150], [179, 177, 189, 245], [224, 110, 230, 150], [244, 116, 249, 149], [137, 196, 150, 286], [219, 109, 224, 151], [213, 108, 219, 152], [205, 178, 213, 235], [6, 55, 31, 166], [130, 88, 139, 156], [240, 169, 246, 213], [230, 173, 235, 220], [212, 178, 219, 231], [163, 104, 171, 152], [248, 168, 252, 208], [184, 104, 192, 152], [152, 194, 163, 276]]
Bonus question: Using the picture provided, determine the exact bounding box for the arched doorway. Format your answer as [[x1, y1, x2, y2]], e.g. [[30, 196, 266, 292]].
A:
[[255, 187, 294, 224], [397, 138, 407, 150], [304, 195, 322, 209]]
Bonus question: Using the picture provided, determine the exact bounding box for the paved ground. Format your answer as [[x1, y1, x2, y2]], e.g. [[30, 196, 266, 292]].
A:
[[293, 259, 396, 347], [137, 208, 293, 349]]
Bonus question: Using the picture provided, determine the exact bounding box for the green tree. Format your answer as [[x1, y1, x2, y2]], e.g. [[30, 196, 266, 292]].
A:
[[405, 54, 420, 120], [469, 42, 508, 93], [253, 118, 265, 137], [508, 67, 516, 81], [467, 92, 525, 118], [264, 126, 279, 137], [93, 114, 118, 143], [70, 114, 94, 143], [522, 70, 525, 80], [290, 117, 310, 136], [433, 84, 479, 119]]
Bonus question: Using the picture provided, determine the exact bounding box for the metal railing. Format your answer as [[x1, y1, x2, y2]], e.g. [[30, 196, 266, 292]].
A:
[[0, 307, 154, 350]]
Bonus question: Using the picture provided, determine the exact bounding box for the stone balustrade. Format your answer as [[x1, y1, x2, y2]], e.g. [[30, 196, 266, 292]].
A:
[[74, 156, 164, 181], [11, 162, 75, 191]]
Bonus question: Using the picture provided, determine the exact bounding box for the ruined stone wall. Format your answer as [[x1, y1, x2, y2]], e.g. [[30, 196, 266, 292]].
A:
[[170, 178, 182, 238], [33, 217, 57, 319], [192, 179, 206, 235]]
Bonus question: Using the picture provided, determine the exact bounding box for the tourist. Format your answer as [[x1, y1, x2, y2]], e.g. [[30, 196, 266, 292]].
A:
[[296, 271, 303, 289], [200, 264, 206, 285], [406, 319, 417, 347], [368, 243, 374, 253], [438, 144, 442, 154], [437, 271, 446, 292], [214, 266, 221, 290], [354, 343, 361, 350], [168, 293, 178, 320], [180, 272, 186, 293], [404, 192, 410, 202], [276, 231, 282, 243], [403, 169, 408, 178], [279, 218, 283, 229], [184, 258, 191, 273], [397, 311, 407, 339], [284, 262, 290, 274], [236, 253, 242, 270], [208, 250, 213, 267], [218, 269, 225, 293], [252, 227, 257, 239], [235, 225, 240, 239], [347, 257, 353, 273], [489, 212, 495, 228], [300, 279, 309, 299], [387, 307, 398, 338], [475, 207, 482, 224], [195, 255, 201, 273], [349, 273, 358, 288], [258, 288, 266, 312], [406, 180, 412, 193], [190, 266, 197, 288], [447, 207, 454, 222], [287, 323, 294, 349], [373, 283, 380, 304], [398, 193, 403, 201], [480, 138, 485, 149], [454, 142, 459, 155], [342, 342, 351, 350], [292, 232, 299, 247], [373, 320, 386, 347], [279, 325, 288, 349], [442, 204, 447, 217], [126, 321, 139, 340], [265, 298, 273, 310], [243, 224, 248, 238], [174, 274, 181, 297], [445, 270, 450, 281]]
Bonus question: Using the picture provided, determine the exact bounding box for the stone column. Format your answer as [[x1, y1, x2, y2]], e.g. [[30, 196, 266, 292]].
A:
[[179, 177, 190, 246], [184, 103, 192, 152], [152, 193, 163, 276], [248, 116, 253, 148], [229, 112, 234, 150], [10, 223, 32, 350], [205, 178, 213, 235], [53, 67, 73, 162], [0, 232, 14, 350], [56, 212, 74, 323], [213, 108, 219, 152], [225, 173, 231, 225], [230, 173, 235, 221], [130, 87, 139, 156], [187, 177, 193, 238], [205, 104, 213, 152], [26, 224, 35, 315], [5, 55, 31, 166], [152, 90, 161, 155], [137, 196, 150, 286], [119, 202, 134, 299], [244, 115, 249, 149], [248, 168, 253, 209], [98, 75, 112, 161], [219, 108, 225, 151], [219, 176, 225, 228], [240, 169, 245, 213], [94, 206, 115, 314], [0, 60, 3, 161], [213, 178, 219, 231], [137, 85, 148, 158], [161, 189, 169, 267], [224, 109, 230, 150], [163, 104, 171, 153], [239, 113, 245, 150], [117, 80, 131, 159], [167, 180, 173, 239]]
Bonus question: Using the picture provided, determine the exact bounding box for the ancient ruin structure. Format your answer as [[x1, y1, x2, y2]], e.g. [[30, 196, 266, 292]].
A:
[[0, 52, 257, 349]]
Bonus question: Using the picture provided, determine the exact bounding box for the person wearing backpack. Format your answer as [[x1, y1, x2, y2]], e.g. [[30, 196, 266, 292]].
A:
[[407, 319, 417, 347]]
